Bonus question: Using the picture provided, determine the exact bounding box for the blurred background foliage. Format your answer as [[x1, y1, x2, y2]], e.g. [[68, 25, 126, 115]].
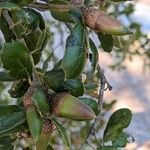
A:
[[0, 0, 149, 149]]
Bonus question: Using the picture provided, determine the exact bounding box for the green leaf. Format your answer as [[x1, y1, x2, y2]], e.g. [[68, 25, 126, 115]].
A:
[[0, 105, 26, 135], [63, 78, 84, 97], [9, 0, 34, 6], [0, 135, 15, 145], [47, 145, 54, 150], [98, 32, 114, 53], [52, 118, 71, 146], [44, 68, 65, 92], [1, 41, 32, 79], [89, 38, 98, 71], [11, 9, 29, 39], [8, 80, 29, 98], [84, 83, 98, 90], [103, 108, 132, 142], [26, 107, 42, 141], [0, 144, 14, 150], [24, 28, 44, 51], [0, 71, 14, 81], [79, 97, 99, 115], [113, 132, 132, 147], [31, 88, 50, 115], [0, 105, 24, 116], [62, 23, 86, 79], [0, 2, 19, 11], [97, 146, 118, 150]]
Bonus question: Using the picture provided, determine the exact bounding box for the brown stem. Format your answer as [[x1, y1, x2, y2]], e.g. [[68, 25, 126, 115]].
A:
[[28, 2, 82, 11], [79, 65, 113, 149]]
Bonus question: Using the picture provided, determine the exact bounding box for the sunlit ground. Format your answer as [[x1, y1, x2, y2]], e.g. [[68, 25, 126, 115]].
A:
[[99, 1, 150, 149], [100, 51, 150, 149]]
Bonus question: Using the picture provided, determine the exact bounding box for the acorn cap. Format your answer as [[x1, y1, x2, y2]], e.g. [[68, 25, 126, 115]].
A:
[[42, 118, 55, 135], [52, 92, 96, 120]]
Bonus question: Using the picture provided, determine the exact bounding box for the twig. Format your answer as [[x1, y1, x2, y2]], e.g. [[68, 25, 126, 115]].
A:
[[97, 65, 112, 106], [2, 10, 14, 28], [28, 2, 82, 11], [2, 10, 18, 39], [79, 65, 112, 149]]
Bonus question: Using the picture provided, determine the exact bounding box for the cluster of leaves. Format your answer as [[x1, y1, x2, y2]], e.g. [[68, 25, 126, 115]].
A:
[[0, 0, 135, 149]]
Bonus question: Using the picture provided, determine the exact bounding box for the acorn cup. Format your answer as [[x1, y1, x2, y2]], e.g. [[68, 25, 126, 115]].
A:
[[51, 92, 96, 120], [36, 118, 55, 150], [82, 8, 132, 35]]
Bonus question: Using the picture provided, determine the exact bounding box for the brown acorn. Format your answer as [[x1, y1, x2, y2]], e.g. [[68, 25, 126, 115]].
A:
[[82, 8, 132, 35], [51, 92, 96, 120]]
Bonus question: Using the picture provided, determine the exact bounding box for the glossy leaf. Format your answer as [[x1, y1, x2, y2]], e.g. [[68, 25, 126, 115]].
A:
[[98, 32, 114, 53], [0, 105, 24, 116], [62, 23, 86, 79], [44, 68, 65, 92], [1, 41, 32, 79], [26, 107, 42, 141], [0, 105, 26, 135], [0, 135, 15, 145], [79, 97, 99, 115], [113, 132, 131, 147], [103, 108, 132, 142], [47, 145, 54, 150], [0, 71, 14, 81], [0, 2, 19, 11], [52, 118, 71, 146], [31, 88, 50, 115], [63, 78, 84, 97]]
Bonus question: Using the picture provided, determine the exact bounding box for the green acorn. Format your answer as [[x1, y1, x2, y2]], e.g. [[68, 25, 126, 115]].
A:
[[51, 93, 96, 120], [82, 8, 132, 35]]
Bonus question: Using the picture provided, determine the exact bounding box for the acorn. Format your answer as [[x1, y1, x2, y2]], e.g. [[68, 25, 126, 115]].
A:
[[51, 92, 96, 120], [82, 8, 132, 35]]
